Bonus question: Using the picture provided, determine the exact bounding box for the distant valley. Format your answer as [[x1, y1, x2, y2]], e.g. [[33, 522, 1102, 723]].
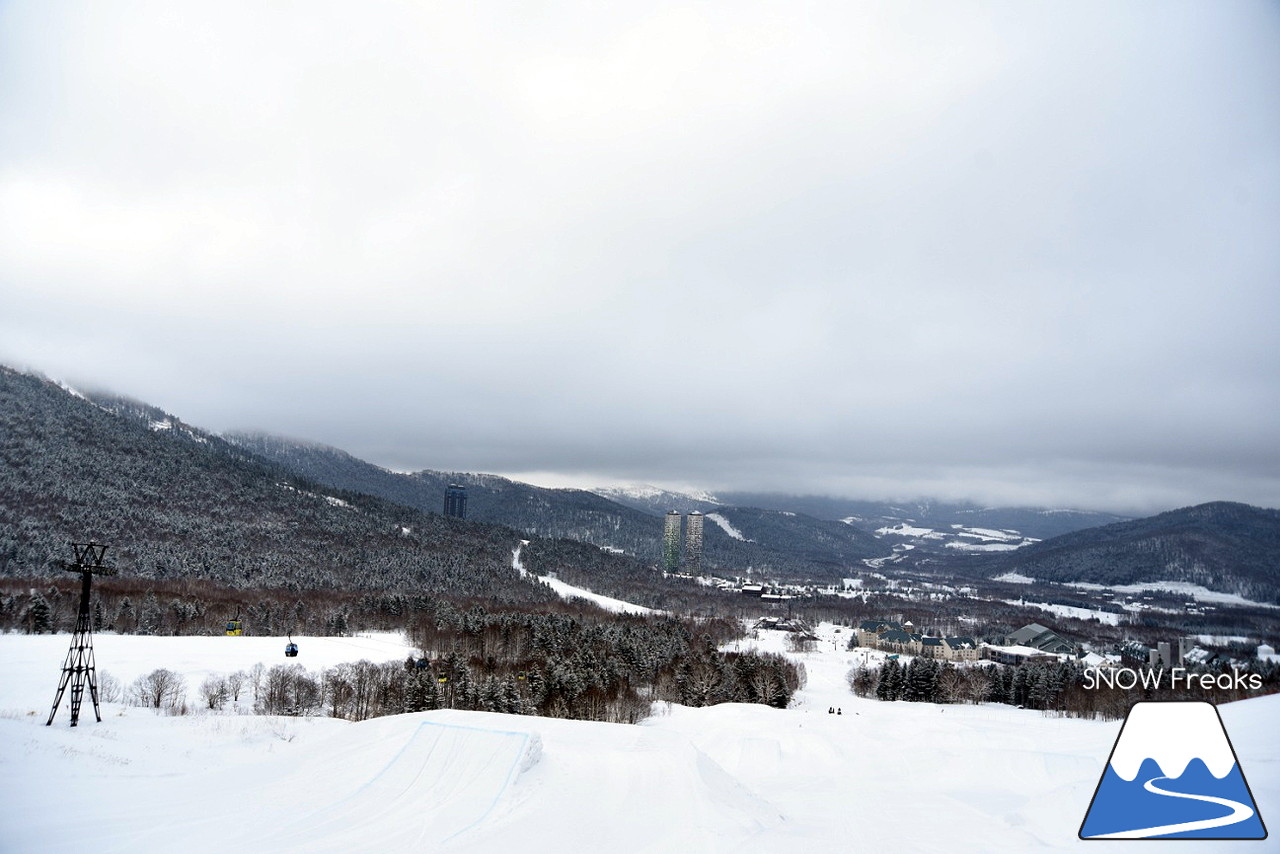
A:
[[2, 365, 1278, 610]]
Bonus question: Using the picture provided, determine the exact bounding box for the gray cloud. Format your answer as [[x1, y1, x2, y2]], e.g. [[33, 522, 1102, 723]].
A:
[[2, 0, 1278, 515]]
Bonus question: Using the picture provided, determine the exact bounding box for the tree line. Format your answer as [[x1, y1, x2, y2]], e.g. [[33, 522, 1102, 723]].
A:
[[848, 656, 1280, 719], [22, 582, 804, 725]]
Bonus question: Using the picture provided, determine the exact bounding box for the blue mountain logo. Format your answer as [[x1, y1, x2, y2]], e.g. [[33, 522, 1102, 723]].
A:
[[1080, 701, 1267, 840]]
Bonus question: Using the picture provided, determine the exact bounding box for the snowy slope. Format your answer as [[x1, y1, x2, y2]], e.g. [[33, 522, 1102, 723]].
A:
[[511, 542, 659, 615], [3, 628, 1275, 853]]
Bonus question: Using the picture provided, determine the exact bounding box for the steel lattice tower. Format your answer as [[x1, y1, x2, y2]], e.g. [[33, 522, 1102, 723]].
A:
[[46, 543, 116, 727]]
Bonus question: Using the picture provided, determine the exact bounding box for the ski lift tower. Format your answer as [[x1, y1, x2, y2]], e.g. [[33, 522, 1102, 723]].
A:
[[46, 542, 117, 726]]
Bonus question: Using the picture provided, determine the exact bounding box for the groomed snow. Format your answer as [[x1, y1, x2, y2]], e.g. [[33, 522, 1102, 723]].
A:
[[3, 625, 1276, 853], [705, 512, 751, 542], [511, 543, 658, 616], [534, 576, 660, 616]]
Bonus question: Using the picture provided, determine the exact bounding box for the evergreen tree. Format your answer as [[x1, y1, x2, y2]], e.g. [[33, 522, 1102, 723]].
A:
[[403, 670, 429, 713], [876, 658, 902, 701], [115, 597, 136, 634], [138, 593, 163, 636], [425, 676, 443, 710], [501, 678, 526, 715], [479, 675, 502, 712], [453, 663, 477, 711], [906, 658, 938, 703], [24, 593, 52, 634], [1012, 666, 1030, 707]]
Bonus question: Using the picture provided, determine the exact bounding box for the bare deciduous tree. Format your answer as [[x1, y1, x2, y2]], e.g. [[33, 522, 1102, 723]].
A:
[[200, 675, 229, 710], [131, 668, 187, 711], [97, 670, 124, 703], [226, 670, 248, 703]]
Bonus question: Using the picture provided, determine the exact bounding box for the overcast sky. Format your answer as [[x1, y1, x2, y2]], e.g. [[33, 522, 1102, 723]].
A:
[[2, 1, 1278, 515]]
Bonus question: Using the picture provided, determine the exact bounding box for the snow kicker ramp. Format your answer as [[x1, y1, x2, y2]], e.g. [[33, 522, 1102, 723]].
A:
[[253, 720, 538, 854]]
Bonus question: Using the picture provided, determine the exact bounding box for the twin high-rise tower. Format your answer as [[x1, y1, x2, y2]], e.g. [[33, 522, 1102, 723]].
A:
[[662, 510, 704, 575], [444, 484, 467, 520]]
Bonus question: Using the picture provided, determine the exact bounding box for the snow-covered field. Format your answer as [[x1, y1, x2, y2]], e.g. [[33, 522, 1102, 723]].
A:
[[3, 625, 1276, 853], [1003, 599, 1125, 626], [1067, 581, 1280, 611], [872, 523, 1037, 553]]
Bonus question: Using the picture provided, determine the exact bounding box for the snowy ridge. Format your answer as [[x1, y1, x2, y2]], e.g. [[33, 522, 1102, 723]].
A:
[[1108, 703, 1237, 782], [53, 378, 89, 400], [593, 484, 720, 504]]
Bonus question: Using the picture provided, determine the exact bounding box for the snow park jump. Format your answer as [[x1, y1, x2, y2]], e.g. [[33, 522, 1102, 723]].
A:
[[249, 720, 539, 852]]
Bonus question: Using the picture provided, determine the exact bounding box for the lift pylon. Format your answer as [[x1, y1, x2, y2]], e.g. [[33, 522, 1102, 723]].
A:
[[46, 542, 117, 727]]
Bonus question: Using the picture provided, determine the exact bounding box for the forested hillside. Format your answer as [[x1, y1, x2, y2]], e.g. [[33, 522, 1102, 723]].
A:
[[227, 433, 884, 579], [0, 367, 549, 600], [0, 368, 804, 724], [990, 501, 1280, 604]]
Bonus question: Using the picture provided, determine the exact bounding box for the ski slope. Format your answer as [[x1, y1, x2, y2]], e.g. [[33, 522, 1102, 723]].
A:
[[511, 542, 660, 615], [2, 626, 1275, 852]]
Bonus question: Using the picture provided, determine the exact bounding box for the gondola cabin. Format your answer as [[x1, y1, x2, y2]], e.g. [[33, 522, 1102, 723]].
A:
[[225, 618, 243, 636], [285, 641, 299, 657]]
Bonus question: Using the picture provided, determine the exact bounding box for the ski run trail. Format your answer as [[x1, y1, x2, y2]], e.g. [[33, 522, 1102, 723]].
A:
[[2, 626, 1275, 853]]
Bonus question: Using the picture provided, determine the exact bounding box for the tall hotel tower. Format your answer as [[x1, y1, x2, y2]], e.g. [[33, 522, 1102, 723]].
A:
[[684, 511, 704, 576], [444, 484, 468, 520], [663, 511, 682, 573]]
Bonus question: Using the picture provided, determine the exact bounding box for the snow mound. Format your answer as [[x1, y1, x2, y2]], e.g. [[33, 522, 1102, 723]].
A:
[[434, 709, 783, 853]]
